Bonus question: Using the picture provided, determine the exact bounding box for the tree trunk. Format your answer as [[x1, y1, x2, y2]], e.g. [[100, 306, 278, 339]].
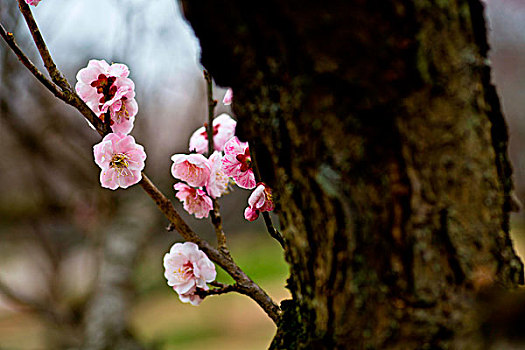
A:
[[181, 0, 524, 348]]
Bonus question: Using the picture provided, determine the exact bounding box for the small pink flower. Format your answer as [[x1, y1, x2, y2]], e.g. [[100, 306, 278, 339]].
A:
[[171, 154, 211, 188], [222, 88, 233, 106], [93, 133, 146, 190], [163, 242, 216, 306], [244, 183, 275, 221], [244, 207, 259, 222], [174, 183, 213, 219], [75, 59, 138, 134], [206, 152, 230, 199], [25, 0, 41, 5], [222, 137, 256, 189], [188, 114, 237, 154]]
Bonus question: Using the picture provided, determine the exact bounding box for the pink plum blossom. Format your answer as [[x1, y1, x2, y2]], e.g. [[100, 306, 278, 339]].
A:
[[171, 154, 211, 188], [75, 59, 138, 134], [188, 113, 237, 154], [99, 78, 137, 134], [163, 242, 216, 306], [244, 207, 260, 221], [25, 0, 41, 5], [174, 183, 213, 219], [222, 88, 233, 105], [244, 183, 275, 221], [222, 137, 256, 189], [93, 133, 146, 190], [206, 151, 230, 199]]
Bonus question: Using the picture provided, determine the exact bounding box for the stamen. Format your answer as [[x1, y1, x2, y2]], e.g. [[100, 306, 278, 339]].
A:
[[110, 153, 130, 169]]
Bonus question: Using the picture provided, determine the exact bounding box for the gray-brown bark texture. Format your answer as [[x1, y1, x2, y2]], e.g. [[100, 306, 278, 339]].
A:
[[181, 0, 524, 348]]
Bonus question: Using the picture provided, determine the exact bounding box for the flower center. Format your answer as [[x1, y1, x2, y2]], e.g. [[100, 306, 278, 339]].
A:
[[174, 261, 194, 280], [91, 74, 117, 104], [115, 101, 130, 122], [110, 153, 129, 169], [236, 148, 252, 172]]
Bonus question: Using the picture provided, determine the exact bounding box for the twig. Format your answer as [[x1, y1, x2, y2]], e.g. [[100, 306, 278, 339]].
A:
[[0, 21, 109, 135], [261, 212, 284, 248], [211, 201, 229, 253], [104, 110, 111, 132], [17, 0, 70, 91], [3, 10, 281, 324], [196, 282, 240, 299], [0, 24, 64, 99], [249, 141, 285, 248], [204, 70, 217, 156], [209, 280, 229, 288], [204, 70, 229, 254]]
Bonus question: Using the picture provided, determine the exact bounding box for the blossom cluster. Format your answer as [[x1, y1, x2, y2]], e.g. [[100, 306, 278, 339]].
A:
[[165, 92, 276, 303], [74, 58, 275, 307], [76, 60, 138, 134], [171, 100, 268, 221], [77, 60, 146, 190], [25, 0, 41, 6], [170, 89, 276, 223]]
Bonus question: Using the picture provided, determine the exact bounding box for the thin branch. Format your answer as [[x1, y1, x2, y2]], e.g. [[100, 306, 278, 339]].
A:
[[261, 212, 284, 248], [196, 282, 240, 299], [0, 23, 63, 99], [204, 70, 229, 254], [249, 141, 285, 248], [17, 0, 70, 91], [0, 21, 109, 135], [104, 110, 111, 132], [209, 280, 229, 288], [204, 70, 216, 156]]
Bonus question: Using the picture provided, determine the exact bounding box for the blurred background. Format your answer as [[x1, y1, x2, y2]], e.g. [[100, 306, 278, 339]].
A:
[[0, 0, 523, 349]]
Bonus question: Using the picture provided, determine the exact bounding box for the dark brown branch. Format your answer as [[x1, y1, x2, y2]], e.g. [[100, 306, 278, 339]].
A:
[[104, 110, 111, 133], [17, 0, 70, 91], [204, 70, 229, 253], [196, 282, 240, 298], [0, 23, 63, 99], [249, 141, 285, 248], [261, 212, 284, 248], [204, 70, 217, 156], [0, 21, 109, 135]]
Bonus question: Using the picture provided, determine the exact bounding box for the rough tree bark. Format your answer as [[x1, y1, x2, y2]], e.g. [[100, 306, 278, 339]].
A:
[[181, 0, 523, 348]]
